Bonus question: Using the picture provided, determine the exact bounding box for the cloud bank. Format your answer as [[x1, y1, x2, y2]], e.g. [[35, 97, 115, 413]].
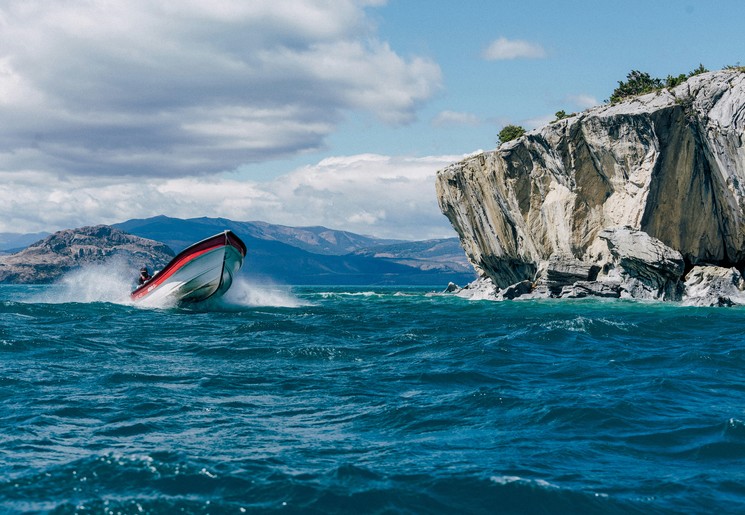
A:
[[0, 154, 462, 240], [432, 111, 481, 127], [566, 94, 600, 110], [0, 1, 442, 178], [482, 37, 546, 60]]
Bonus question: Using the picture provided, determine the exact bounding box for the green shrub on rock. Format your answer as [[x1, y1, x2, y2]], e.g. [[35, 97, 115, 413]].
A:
[[497, 125, 525, 145], [610, 70, 663, 104], [665, 73, 688, 88], [689, 63, 708, 76], [552, 110, 577, 123], [612, 65, 711, 103]]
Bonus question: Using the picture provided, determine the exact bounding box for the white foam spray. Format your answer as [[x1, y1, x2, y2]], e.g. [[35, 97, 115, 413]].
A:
[[218, 277, 309, 308], [29, 259, 138, 305], [27, 261, 306, 310]]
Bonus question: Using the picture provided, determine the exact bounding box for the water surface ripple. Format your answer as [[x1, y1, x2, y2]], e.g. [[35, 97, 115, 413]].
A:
[[2, 284, 745, 513]]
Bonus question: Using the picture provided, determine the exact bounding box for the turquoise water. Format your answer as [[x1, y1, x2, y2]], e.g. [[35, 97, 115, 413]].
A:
[[2, 274, 745, 513]]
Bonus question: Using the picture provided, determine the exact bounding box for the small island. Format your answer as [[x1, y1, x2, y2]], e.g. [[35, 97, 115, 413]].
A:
[[437, 68, 745, 306], [0, 225, 174, 284]]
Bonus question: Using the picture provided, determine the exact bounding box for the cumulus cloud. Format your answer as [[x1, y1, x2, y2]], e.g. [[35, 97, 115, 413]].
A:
[[431, 110, 481, 127], [0, 1, 441, 178], [482, 37, 547, 60], [0, 154, 462, 240], [523, 115, 555, 130], [566, 94, 600, 110]]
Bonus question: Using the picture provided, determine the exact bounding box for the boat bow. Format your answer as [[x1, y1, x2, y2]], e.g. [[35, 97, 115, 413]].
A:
[[131, 230, 247, 304]]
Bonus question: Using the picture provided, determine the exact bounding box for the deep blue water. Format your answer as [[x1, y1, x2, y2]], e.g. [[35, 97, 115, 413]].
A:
[[3, 275, 745, 514]]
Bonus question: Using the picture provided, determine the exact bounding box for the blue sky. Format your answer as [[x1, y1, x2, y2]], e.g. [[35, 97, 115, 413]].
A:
[[339, 0, 745, 156], [1, 0, 743, 239]]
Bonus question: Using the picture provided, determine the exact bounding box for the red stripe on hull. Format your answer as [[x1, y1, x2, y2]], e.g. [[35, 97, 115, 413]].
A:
[[131, 230, 246, 302]]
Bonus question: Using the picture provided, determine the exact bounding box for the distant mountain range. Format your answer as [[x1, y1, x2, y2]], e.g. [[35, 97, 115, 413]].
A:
[[1, 216, 475, 286], [0, 232, 50, 254]]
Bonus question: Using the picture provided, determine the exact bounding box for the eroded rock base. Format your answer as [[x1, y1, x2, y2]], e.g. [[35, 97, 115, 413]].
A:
[[447, 228, 745, 307]]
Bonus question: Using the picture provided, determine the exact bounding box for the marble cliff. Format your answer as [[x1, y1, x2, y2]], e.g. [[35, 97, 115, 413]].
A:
[[436, 69, 745, 306]]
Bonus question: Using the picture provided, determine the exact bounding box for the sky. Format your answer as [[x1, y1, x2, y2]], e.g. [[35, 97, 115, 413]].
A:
[[1, 0, 744, 240]]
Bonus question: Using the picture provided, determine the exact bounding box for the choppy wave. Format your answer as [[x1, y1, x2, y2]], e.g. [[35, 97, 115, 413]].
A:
[[2, 452, 652, 514], [3, 286, 745, 513]]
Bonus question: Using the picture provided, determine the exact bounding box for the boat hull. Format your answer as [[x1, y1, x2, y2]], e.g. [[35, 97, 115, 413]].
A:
[[131, 231, 247, 305]]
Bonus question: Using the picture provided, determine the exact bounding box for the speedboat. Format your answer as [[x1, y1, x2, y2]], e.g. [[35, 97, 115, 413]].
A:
[[131, 230, 247, 305]]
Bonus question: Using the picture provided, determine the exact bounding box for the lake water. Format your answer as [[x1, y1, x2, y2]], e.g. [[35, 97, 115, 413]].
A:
[[2, 270, 745, 513]]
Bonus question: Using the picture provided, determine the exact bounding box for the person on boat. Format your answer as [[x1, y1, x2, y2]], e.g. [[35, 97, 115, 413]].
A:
[[138, 267, 151, 285]]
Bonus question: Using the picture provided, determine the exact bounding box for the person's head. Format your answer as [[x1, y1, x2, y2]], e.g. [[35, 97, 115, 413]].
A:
[[140, 267, 148, 276]]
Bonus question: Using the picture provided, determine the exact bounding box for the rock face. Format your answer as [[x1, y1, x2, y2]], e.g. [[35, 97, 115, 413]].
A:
[[0, 225, 174, 284], [436, 69, 745, 304], [598, 227, 685, 300], [683, 266, 745, 307]]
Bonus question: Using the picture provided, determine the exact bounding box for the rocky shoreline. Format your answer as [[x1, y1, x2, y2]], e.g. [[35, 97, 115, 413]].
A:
[[448, 227, 745, 307], [437, 69, 745, 306]]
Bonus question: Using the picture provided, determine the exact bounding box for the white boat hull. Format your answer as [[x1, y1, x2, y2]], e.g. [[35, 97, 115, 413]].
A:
[[131, 231, 246, 305]]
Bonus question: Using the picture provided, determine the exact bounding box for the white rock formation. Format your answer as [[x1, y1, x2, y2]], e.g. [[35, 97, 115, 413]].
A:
[[683, 266, 745, 307], [436, 69, 745, 303]]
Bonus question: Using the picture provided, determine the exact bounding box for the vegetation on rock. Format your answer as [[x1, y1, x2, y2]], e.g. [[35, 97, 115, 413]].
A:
[[609, 70, 663, 104], [497, 125, 526, 145], [552, 110, 576, 123], [610, 64, 709, 103]]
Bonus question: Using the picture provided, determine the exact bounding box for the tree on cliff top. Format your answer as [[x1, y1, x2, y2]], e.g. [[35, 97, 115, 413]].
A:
[[498, 125, 525, 145], [610, 70, 663, 103], [610, 65, 711, 103]]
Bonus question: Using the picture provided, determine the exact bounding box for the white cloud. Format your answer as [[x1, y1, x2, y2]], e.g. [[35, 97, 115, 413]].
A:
[[0, 1, 442, 178], [482, 37, 547, 60], [432, 111, 481, 127], [523, 115, 554, 130], [566, 94, 599, 110], [520, 94, 599, 133], [0, 154, 464, 240]]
